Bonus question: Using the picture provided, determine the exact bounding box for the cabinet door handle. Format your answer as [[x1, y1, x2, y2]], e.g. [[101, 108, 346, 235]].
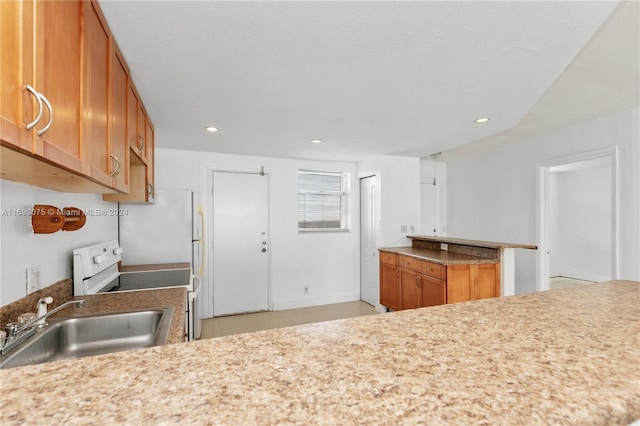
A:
[[36, 93, 53, 136], [395, 268, 400, 278], [109, 154, 121, 177], [138, 135, 145, 151], [24, 85, 44, 131], [147, 183, 153, 196], [416, 276, 422, 288]]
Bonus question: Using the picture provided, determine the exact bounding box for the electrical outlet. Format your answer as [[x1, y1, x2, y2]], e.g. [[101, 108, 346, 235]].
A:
[[400, 225, 408, 233], [304, 286, 309, 294], [27, 266, 40, 294], [409, 225, 415, 233]]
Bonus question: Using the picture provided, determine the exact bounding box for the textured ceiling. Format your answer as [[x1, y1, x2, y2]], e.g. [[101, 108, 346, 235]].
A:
[[98, 0, 627, 163]]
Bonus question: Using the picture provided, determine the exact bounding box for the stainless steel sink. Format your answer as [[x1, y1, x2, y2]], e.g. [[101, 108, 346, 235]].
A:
[[0, 307, 173, 369]]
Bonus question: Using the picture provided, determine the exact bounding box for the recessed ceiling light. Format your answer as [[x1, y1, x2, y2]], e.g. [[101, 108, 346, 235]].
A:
[[474, 117, 490, 124], [205, 126, 218, 132], [310, 139, 323, 144]]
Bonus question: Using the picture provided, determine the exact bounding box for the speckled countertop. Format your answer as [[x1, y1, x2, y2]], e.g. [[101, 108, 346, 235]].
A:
[[1, 281, 639, 425], [380, 246, 499, 265]]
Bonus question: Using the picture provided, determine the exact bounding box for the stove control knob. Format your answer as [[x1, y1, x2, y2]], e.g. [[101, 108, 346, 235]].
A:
[[93, 254, 105, 264], [113, 248, 123, 256]]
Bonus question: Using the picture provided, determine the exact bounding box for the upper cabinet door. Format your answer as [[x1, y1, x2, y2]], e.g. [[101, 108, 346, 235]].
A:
[[128, 83, 147, 164], [145, 117, 154, 202], [33, 0, 84, 173], [0, 0, 37, 152], [110, 45, 130, 193], [84, 0, 111, 186]]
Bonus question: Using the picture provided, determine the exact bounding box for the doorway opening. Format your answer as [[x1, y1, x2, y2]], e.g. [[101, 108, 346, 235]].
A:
[[536, 148, 618, 292]]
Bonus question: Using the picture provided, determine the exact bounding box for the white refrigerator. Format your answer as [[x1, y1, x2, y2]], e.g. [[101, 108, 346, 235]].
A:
[[118, 188, 204, 339]]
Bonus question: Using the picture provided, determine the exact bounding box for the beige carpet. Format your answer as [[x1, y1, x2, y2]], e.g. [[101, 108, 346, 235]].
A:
[[199, 300, 378, 339]]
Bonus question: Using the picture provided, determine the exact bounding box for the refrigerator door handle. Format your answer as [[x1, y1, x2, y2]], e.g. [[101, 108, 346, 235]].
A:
[[197, 204, 206, 277]]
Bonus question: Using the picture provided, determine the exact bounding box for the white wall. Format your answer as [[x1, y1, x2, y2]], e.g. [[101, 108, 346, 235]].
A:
[[549, 165, 612, 282], [155, 148, 360, 319], [0, 180, 118, 305], [447, 108, 640, 294], [357, 155, 421, 248]]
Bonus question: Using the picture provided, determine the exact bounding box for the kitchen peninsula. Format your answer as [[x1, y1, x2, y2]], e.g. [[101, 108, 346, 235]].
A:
[[379, 235, 537, 311], [1, 280, 638, 424]]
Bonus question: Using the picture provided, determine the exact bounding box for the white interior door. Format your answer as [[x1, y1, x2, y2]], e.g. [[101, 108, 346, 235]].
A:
[[360, 176, 377, 306], [212, 171, 269, 316]]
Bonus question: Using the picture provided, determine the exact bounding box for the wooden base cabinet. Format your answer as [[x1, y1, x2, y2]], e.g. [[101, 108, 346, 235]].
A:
[[379, 252, 499, 311], [447, 263, 500, 304]]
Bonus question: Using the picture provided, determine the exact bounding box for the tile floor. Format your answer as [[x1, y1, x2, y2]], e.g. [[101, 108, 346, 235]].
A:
[[199, 301, 379, 339], [549, 276, 597, 289]]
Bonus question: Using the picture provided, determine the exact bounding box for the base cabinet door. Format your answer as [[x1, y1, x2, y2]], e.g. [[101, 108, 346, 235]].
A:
[[400, 268, 421, 310], [380, 261, 401, 311], [473, 263, 500, 300], [421, 274, 446, 307], [446, 265, 472, 304], [447, 264, 500, 303]]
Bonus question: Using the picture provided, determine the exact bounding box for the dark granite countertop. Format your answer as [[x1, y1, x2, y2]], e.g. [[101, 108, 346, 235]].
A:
[[380, 246, 499, 265]]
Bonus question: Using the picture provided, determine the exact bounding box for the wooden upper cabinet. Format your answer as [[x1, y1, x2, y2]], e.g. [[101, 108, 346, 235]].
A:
[[33, 0, 84, 173], [84, 0, 111, 186], [1, 0, 152, 196], [110, 44, 129, 193], [0, 0, 36, 152]]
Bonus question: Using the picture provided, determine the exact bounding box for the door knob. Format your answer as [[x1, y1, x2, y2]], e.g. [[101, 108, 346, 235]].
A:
[[261, 248, 267, 253]]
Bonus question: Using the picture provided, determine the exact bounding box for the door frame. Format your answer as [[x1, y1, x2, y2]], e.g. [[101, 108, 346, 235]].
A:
[[207, 167, 272, 316], [535, 147, 619, 292]]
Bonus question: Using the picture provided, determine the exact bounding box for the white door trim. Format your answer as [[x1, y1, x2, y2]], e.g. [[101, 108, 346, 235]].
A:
[[360, 175, 377, 306], [207, 167, 273, 315], [535, 147, 619, 292]]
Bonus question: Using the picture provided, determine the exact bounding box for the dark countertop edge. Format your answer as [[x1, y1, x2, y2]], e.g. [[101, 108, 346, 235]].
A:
[[379, 247, 499, 265], [407, 235, 538, 250]]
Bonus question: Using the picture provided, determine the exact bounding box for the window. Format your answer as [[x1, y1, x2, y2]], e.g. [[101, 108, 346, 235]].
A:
[[297, 169, 350, 232]]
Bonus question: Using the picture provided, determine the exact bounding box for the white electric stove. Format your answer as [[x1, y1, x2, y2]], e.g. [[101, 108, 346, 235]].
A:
[[72, 240, 199, 341]]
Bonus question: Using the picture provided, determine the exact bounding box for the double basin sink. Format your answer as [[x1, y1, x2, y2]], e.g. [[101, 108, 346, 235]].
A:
[[0, 307, 173, 369]]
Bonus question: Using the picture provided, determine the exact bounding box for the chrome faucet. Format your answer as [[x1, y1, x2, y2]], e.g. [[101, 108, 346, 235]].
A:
[[35, 298, 85, 328], [1, 298, 85, 355]]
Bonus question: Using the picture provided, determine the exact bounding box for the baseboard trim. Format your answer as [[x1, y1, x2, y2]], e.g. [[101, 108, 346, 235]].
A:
[[273, 292, 361, 311]]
